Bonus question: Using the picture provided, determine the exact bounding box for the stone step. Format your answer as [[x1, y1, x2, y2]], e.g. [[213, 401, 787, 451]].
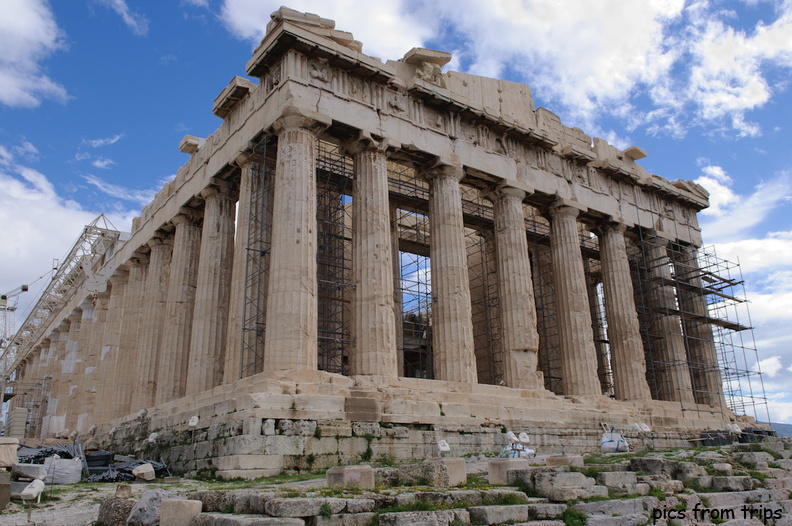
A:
[[192, 513, 305, 525]]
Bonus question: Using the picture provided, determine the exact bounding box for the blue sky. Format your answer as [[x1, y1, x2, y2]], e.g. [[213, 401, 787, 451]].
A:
[[1, 0, 790, 421]]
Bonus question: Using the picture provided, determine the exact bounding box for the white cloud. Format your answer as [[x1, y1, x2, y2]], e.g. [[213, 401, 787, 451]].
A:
[[714, 231, 792, 275], [699, 172, 792, 242], [0, 142, 139, 325], [0, 0, 67, 108], [91, 157, 116, 169], [756, 355, 783, 377], [96, 0, 149, 36], [181, 0, 210, 7], [81, 174, 157, 206], [84, 134, 125, 148], [219, 0, 436, 61], [695, 165, 740, 216]]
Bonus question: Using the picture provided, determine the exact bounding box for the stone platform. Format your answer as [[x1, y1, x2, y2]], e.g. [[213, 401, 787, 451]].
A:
[[98, 371, 737, 479]]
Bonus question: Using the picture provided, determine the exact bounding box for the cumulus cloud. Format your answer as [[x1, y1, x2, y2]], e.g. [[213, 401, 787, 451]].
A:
[[219, 0, 436, 61], [220, 0, 792, 137], [0, 141, 139, 323], [0, 0, 67, 108], [96, 0, 149, 36]]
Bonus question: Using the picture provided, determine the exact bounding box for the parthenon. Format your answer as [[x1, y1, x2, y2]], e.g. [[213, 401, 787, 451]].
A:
[[0, 8, 763, 477]]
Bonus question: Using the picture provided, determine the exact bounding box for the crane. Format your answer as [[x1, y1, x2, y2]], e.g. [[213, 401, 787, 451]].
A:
[[0, 285, 28, 349]]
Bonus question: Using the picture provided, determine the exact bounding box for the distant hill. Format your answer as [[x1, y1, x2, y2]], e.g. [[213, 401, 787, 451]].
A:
[[759, 421, 792, 438]]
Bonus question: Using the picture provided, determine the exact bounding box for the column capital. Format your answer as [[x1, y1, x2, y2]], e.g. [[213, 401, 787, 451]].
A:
[[234, 147, 266, 168], [592, 220, 628, 237], [146, 232, 173, 250], [490, 185, 527, 202], [272, 105, 331, 135], [549, 198, 586, 219], [200, 178, 235, 200], [171, 208, 202, 227], [342, 131, 400, 156], [419, 159, 465, 183], [67, 310, 82, 323]]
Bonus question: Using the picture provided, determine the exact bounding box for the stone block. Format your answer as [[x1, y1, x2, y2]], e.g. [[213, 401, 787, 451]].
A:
[[265, 497, 347, 517], [0, 475, 9, 511], [13, 463, 47, 480], [534, 472, 603, 502], [308, 513, 377, 526], [263, 419, 276, 435], [379, 509, 468, 526], [433, 458, 466, 487], [327, 465, 375, 489], [219, 435, 267, 456], [414, 490, 483, 507], [346, 397, 381, 421], [351, 422, 381, 437], [733, 452, 775, 465], [468, 504, 530, 524], [217, 455, 285, 471], [243, 417, 263, 436], [629, 457, 679, 477], [676, 462, 706, 481], [712, 463, 734, 475], [98, 497, 136, 526], [279, 420, 318, 436], [192, 514, 305, 525], [487, 458, 531, 484], [712, 476, 753, 491], [0, 438, 18, 468], [127, 489, 169, 526], [574, 498, 645, 517], [216, 468, 282, 480], [133, 463, 156, 481], [296, 395, 346, 415], [160, 499, 202, 526]]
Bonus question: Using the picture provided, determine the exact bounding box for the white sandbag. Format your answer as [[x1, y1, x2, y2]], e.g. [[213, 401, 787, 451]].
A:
[[43, 455, 82, 484], [600, 427, 629, 453]]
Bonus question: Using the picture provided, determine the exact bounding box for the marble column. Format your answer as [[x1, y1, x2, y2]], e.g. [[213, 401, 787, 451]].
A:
[[111, 255, 147, 419], [61, 311, 81, 421], [224, 152, 266, 383], [263, 110, 328, 373], [674, 244, 726, 407], [90, 272, 125, 424], [390, 205, 405, 377], [548, 202, 600, 396], [426, 163, 477, 384], [187, 180, 237, 394], [644, 240, 696, 404], [156, 211, 202, 405], [83, 290, 110, 428], [492, 187, 541, 389], [69, 298, 94, 432], [346, 135, 397, 377], [131, 235, 172, 412], [598, 223, 652, 400]]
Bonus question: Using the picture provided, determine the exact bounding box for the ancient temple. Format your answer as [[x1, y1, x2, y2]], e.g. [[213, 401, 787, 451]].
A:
[[0, 8, 759, 478]]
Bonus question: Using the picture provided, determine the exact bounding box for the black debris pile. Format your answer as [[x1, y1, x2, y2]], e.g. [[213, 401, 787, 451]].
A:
[[85, 458, 169, 483], [17, 442, 80, 464]]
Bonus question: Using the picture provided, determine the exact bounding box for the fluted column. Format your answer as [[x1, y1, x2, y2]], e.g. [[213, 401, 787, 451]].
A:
[[94, 271, 127, 424], [110, 255, 147, 419], [426, 163, 476, 384], [156, 211, 202, 404], [45, 325, 68, 424], [263, 110, 329, 373], [345, 135, 397, 377], [131, 235, 172, 412], [68, 298, 94, 432], [598, 223, 652, 400], [390, 205, 405, 377], [645, 240, 696, 404], [83, 290, 110, 428], [674, 244, 726, 407], [549, 202, 600, 396], [61, 311, 81, 422], [492, 187, 542, 389], [187, 180, 237, 394], [224, 152, 267, 383]]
